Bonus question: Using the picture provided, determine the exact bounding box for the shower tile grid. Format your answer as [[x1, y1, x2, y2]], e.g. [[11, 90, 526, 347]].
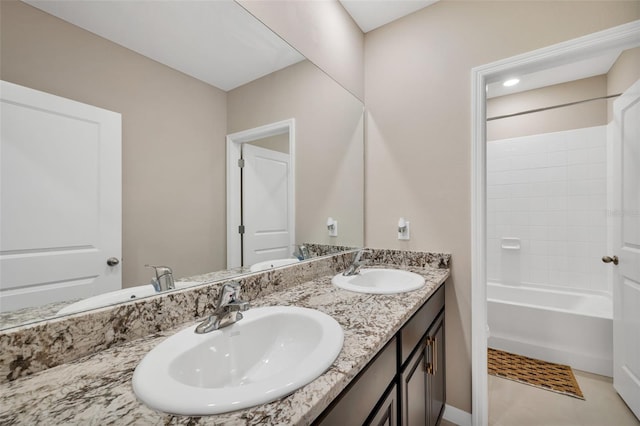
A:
[[487, 126, 609, 293]]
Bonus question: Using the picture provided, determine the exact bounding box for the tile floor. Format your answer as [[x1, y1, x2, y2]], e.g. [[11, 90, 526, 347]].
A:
[[441, 371, 639, 425], [488, 370, 639, 425]]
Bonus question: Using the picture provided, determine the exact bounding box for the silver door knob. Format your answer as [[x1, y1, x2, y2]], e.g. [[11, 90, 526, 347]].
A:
[[107, 257, 120, 266], [602, 255, 618, 265]]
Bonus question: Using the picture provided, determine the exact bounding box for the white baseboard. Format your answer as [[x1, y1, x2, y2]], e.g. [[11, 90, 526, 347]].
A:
[[443, 404, 472, 426]]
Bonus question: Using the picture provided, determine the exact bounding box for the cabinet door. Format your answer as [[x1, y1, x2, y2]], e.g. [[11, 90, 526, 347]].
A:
[[427, 314, 445, 426], [367, 384, 398, 426], [315, 338, 397, 426], [401, 338, 427, 426]]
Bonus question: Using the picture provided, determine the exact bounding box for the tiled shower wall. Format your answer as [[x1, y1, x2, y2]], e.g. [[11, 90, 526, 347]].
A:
[[487, 125, 609, 294]]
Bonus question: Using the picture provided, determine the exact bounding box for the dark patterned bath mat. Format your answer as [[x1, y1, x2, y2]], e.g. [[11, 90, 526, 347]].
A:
[[488, 348, 585, 399]]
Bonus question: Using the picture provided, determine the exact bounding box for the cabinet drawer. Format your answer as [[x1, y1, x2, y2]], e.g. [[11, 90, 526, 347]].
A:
[[400, 284, 444, 365], [315, 337, 397, 426]]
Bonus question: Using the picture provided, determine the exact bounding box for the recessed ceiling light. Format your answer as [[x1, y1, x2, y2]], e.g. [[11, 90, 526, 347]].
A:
[[503, 78, 520, 87]]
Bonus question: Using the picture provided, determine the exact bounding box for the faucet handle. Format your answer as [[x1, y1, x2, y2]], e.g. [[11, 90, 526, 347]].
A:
[[145, 264, 173, 277], [217, 281, 242, 306], [353, 248, 371, 263]]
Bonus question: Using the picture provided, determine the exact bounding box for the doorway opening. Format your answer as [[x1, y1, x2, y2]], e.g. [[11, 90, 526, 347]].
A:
[[471, 21, 640, 426]]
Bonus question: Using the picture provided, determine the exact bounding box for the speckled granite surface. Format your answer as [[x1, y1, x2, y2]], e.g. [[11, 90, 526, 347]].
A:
[[0, 251, 361, 384], [0, 267, 250, 331], [0, 245, 351, 331], [304, 243, 358, 257], [0, 264, 449, 425], [365, 248, 451, 269], [0, 300, 77, 331]]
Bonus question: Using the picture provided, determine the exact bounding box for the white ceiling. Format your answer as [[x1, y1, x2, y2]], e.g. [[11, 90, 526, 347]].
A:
[[338, 0, 625, 98], [23, 0, 626, 99], [340, 0, 439, 33], [486, 50, 623, 98], [25, 0, 304, 91]]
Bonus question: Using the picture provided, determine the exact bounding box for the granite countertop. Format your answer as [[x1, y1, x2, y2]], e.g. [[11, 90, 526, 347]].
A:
[[0, 265, 449, 425]]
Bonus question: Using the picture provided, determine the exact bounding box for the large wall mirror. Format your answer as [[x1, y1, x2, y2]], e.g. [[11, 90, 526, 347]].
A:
[[0, 0, 364, 329]]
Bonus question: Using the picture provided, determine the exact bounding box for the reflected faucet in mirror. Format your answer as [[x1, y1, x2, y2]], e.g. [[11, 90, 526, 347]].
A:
[[195, 282, 250, 334], [145, 265, 175, 292], [0, 0, 364, 331], [293, 244, 310, 261]]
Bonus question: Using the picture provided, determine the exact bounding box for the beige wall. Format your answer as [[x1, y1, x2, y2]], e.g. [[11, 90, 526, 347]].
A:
[[364, 0, 639, 413], [0, 0, 228, 288], [607, 46, 640, 120], [248, 134, 289, 154], [228, 60, 364, 247], [487, 75, 608, 141], [237, 0, 365, 101]]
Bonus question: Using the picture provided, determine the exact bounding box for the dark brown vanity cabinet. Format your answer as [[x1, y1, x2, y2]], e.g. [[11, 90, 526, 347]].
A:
[[401, 311, 445, 426], [315, 337, 398, 426], [314, 284, 445, 426]]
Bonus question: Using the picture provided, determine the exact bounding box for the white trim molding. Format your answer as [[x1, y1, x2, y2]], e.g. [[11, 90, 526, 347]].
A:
[[226, 118, 296, 269], [470, 20, 640, 426], [444, 404, 473, 426]]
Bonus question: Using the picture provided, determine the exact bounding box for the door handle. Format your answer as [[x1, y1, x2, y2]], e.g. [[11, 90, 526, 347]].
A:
[[107, 257, 120, 266], [602, 255, 618, 265]]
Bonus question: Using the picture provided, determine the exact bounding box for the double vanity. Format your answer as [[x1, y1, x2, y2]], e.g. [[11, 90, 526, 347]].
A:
[[0, 249, 449, 425]]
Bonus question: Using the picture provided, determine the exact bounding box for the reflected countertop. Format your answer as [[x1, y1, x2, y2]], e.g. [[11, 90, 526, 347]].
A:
[[0, 265, 449, 425], [0, 267, 250, 330]]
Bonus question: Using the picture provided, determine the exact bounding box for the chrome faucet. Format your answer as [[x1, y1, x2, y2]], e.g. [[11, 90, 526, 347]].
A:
[[343, 249, 369, 276], [195, 282, 250, 334], [145, 265, 175, 292]]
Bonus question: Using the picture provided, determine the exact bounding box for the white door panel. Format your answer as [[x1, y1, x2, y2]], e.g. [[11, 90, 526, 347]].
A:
[[242, 143, 292, 266], [0, 80, 121, 312], [1, 101, 100, 249], [612, 77, 640, 419]]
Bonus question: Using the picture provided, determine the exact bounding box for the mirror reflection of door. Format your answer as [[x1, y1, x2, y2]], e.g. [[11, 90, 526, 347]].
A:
[[226, 119, 295, 270], [241, 139, 292, 266], [0, 81, 122, 312]]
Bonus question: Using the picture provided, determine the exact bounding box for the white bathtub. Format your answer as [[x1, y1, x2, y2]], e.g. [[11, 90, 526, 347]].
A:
[[487, 282, 613, 376]]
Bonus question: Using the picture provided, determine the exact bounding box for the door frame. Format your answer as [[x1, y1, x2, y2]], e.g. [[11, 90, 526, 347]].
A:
[[470, 21, 640, 426], [226, 118, 295, 269]]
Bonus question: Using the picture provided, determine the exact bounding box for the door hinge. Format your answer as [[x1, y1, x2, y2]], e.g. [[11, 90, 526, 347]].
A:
[[238, 158, 245, 168], [238, 225, 245, 234]]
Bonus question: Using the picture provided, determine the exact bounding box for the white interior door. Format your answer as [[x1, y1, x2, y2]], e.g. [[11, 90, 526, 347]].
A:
[[611, 78, 640, 420], [0, 80, 122, 312], [242, 143, 292, 266]]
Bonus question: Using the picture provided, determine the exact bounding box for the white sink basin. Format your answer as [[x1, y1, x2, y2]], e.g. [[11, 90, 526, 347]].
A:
[[56, 281, 198, 315], [132, 306, 343, 415], [332, 268, 425, 294], [249, 258, 300, 272]]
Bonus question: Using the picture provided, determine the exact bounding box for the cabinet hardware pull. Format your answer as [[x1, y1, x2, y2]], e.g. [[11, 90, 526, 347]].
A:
[[425, 337, 434, 374], [433, 336, 437, 375]]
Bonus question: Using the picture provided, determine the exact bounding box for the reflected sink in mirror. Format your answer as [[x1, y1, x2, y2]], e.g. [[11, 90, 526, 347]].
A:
[[1, 0, 364, 332], [332, 269, 425, 294], [249, 258, 300, 272], [132, 306, 343, 415], [56, 281, 199, 315]]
